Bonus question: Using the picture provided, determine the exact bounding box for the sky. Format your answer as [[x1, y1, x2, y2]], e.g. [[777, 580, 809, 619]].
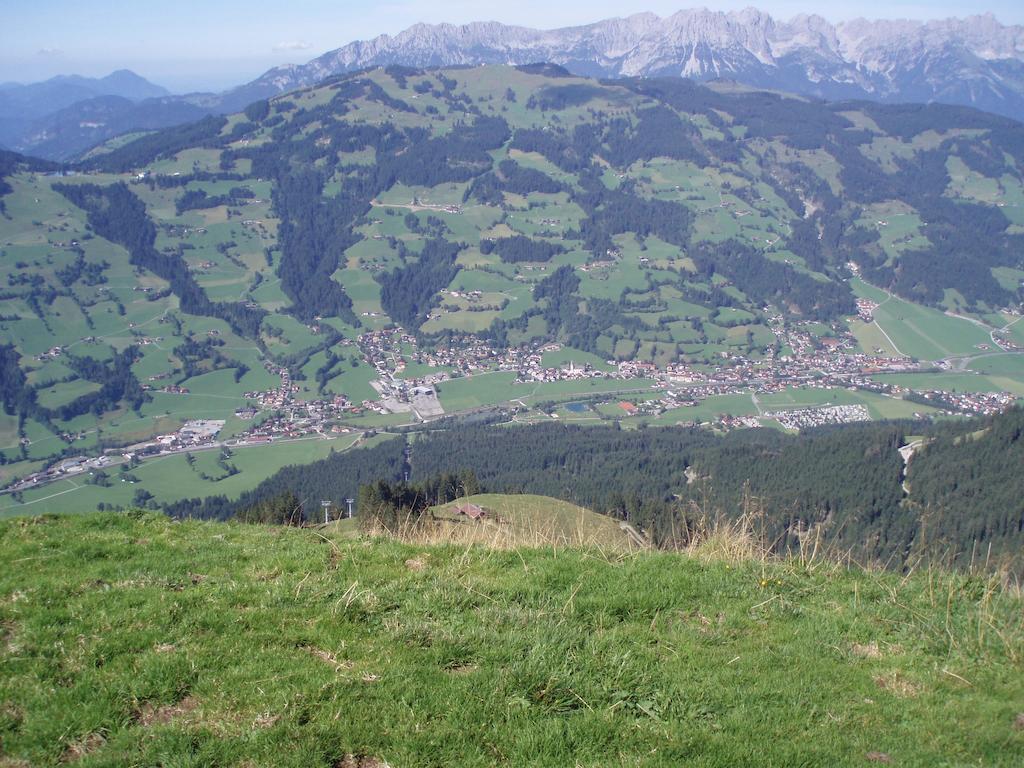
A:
[[2, 0, 1022, 93]]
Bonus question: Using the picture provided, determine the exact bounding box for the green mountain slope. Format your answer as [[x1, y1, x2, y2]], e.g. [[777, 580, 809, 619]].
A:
[[2, 65, 1024, 511], [0, 513, 1020, 766]]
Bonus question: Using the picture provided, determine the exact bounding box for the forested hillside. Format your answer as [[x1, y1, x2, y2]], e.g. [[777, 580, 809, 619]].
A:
[[905, 408, 1024, 565], [71, 66, 1024, 328], [408, 410, 1024, 572], [140, 406, 1024, 574]]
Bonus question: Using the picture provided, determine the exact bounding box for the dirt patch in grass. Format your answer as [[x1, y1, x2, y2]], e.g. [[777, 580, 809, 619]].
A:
[[60, 732, 105, 763], [306, 646, 353, 670], [0, 701, 22, 731], [865, 752, 892, 763], [852, 641, 901, 659], [0, 621, 19, 654], [851, 641, 883, 659], [1014, 712, 1024, 730], [404, 556, 428, 571], [252, 711, 281, 729], [135, 695, 199, 727], [680, 610, 725, 635], [333, 755, 388, 768], [444, 662, 478, 675], [873, 671, 920, 698]]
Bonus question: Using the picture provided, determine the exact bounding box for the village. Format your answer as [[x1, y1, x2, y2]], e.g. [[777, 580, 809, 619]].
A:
[[13, 309, 1021, 496], [216, 313, 1019, 443]]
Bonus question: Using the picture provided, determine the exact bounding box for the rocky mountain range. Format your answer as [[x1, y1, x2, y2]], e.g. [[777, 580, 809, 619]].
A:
[[246, 9, 1024, 122]]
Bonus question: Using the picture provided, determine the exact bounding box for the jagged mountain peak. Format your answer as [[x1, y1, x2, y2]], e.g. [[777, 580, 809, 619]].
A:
[[235, 9, 1024, 122]]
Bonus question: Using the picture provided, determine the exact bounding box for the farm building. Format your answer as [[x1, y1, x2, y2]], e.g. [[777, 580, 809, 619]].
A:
[[453, 502, 487, 520]]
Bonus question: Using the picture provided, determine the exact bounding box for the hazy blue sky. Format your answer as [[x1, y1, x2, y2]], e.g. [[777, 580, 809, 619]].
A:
[[2, 1, 1022, 93]]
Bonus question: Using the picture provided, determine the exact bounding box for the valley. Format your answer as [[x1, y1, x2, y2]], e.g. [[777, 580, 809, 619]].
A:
[[1, 64, 1024, 518]]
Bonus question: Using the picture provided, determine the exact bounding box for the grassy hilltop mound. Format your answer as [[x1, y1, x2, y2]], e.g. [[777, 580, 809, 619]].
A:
[[428, 492, 637, 551], [1, 512, 1022, 766]]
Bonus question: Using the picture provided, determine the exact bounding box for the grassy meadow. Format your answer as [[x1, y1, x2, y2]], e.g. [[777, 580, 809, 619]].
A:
[[850, 280, 992, 361], [0, 511, 1021, 766]]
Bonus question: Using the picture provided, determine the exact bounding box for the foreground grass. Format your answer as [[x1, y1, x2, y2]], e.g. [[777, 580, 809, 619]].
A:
[[0, 513, 1022, 767]]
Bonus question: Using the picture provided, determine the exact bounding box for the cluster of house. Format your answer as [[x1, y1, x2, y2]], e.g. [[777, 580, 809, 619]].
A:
[[120, 419, 226, 459], [11, 421, 227, 492], [12, 454, 112, 491], [334, 319, 1021, 426], [243, 366, 298, 410], [357, 328, 498, 378], [855, 298, 879, 324], [513, 347, 609, 383], [993, 330, 1023, 352], [154, 384, 189, 395], [716, 414, 763, 430], [893, 388, 1016, 416], [233, 404, 357, 445], [577, 259, 616, 273], [765, 404, 872, 431]]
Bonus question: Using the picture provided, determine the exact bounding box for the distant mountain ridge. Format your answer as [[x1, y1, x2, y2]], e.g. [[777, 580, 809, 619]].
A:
[[0, 70, 169, 120], [243, 9, 1024, 122], [0, 70, 176, 161]]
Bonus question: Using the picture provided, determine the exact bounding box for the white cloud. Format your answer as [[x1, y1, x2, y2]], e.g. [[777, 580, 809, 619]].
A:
[[273, 41, 312, 52], [36, 47, 63, 57]]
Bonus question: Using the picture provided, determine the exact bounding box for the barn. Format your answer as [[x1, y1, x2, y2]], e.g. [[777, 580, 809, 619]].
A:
[[453, 502, 486, 520]]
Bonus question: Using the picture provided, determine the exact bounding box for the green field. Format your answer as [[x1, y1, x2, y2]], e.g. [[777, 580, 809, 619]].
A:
[[874, 372, 1012, 394], [0, 435, 376, 517], [0, 513, 1020, 766], [851, 280, 992, 361], [849, 318, 902, 357], [435, 372, 525, 411], [968, 353, 1024, 379], [651, 393, 760, 425], [34, 378, 101, 409], [757, 387, 860, 409]]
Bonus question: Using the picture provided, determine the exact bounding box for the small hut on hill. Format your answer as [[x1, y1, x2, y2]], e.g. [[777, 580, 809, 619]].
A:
[[453, 502, 486, 521]]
